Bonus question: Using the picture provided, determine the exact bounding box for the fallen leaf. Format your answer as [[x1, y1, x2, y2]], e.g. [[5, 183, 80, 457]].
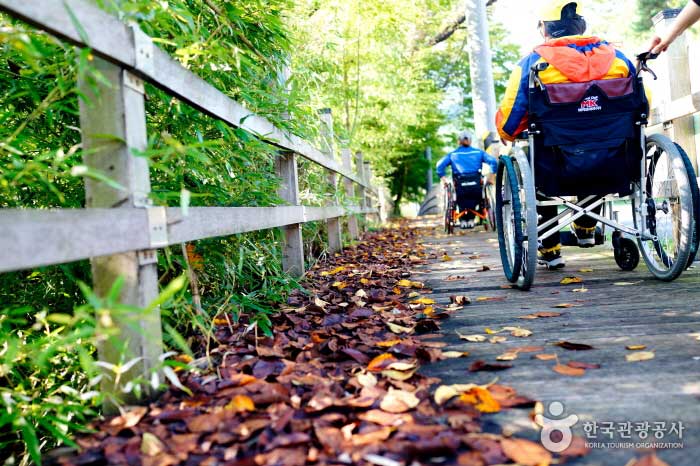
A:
[[450, 295, 471, 305], [321, 266, 345, 276], [504, 326, 533, 337], [367, 353, 398, 372], [553, 364, 585, 376], [572, 286, 588, 293], [459, 387, 501, 413], [501, 437, 552, 466], [626, 345, 647, 350], [141, 432, 165, 456], [518, 311, 562, 319], [626, 351, 655, 362], [496, 352, 519, 361], [332, 281, 348, 289], [381, 369, 417, 381], [351, 373, 376, 392], [614, 281, 640, 286], [489, 336, 507, 343], [457, 332, 486, 342], [442, 351, 469, 358], [534, 353, 557, 361], [515, 346, 545, 353], [560, 276, 583, 285], [387, 322, 414, 334], [380, 388, 420, 413], [469, 360, 512, 372], [567, 361, 600, 369], [554, 341, 594, 351], [477, 265, 491, 272], [476, 296, 505, 302], [225, 394, 255, 412], [578, 268, 594, 273], [411, 297, 435, 305], [376, 339, 402, 348], [553, 303, 581, 308], [441, 254, 452, 261]]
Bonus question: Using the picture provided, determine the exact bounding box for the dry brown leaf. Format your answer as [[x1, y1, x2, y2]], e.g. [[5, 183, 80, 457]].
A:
[[387, 322, 414, 334], [380, 388, 420, 413], [459, 387, 501, 413], [140, 432, 165, 456], [553, 364, 585, 376], [489, 335, 507, 344], [515, 345, 545, 353], [442, 351, 470, 358], [357, 372, 378, 388], [381, 369, 417, 381], [534, 353, 557, 361], [554, 341, 594, 350], [518, 311, 562, 319], [553, 303, 581, 308], [501, 437, 552, 466], [457, 332, 487, 342], [626, 351, 655, 362], [505, 326, 533, 337]]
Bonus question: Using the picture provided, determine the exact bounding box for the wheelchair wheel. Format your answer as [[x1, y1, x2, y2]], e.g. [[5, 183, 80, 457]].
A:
[[444, 184, 455, 234], [633, 134, 694, 281], [674, 143, 700, 268], [485, 183, 497, 232], [495, 150, 537, 290], [613, 232, 639, 271]]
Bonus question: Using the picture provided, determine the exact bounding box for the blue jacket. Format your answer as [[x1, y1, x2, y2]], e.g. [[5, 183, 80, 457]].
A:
[[436, 145, 498, 178]]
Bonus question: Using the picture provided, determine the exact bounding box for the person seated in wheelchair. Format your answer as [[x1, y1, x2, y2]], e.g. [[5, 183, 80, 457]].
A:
[[436, 130, 497, 229], [495, 0, 642, 270]]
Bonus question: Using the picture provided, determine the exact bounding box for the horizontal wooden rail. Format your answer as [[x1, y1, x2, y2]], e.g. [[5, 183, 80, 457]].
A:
[[0, 205, 375, 273], [0, 0, 373, 191], [649, 91, 700, 127]]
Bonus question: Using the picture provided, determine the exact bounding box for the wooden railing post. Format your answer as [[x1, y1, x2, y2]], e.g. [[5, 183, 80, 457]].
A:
[[319, 108, 342, 253], [78, 57, 162, 410], [275, 152, 304, 277], [356, 151, 368, 231], [653, 9, 698, 170], [341, 148, 359, 241]]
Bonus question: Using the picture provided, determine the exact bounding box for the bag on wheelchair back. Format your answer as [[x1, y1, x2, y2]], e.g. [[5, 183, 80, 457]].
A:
[[453, 173, 482, 211], [529, 76, 648, 197]]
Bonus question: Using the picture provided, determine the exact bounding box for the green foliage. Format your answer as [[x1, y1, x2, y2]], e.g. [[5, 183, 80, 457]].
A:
[[632, 0, 683, 35]]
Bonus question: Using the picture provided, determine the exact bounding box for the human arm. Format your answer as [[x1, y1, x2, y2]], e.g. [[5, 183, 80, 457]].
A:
[[435, 153, 451, 179], [649, 1, 700, 54], [495, 55, 532, 142]]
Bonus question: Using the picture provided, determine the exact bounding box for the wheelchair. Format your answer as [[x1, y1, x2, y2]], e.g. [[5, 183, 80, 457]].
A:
[[444, 172, 496, 234], [496, 53, 700, 290]]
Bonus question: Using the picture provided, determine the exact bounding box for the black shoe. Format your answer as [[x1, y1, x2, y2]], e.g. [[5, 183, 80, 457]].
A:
[[573, 225, 595, 248]]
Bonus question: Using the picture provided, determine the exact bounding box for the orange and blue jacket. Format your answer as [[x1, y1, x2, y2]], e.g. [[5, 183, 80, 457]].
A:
[[496, 36, 637, 142]]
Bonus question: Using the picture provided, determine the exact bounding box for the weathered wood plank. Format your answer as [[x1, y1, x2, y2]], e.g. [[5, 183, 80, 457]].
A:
[[0, 206, 376, 272], [78, 59, 161, 410], [342, 148, 359, 240]]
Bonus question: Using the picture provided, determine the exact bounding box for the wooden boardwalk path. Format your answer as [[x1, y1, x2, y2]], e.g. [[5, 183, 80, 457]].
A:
[[414, 217, 700, 465]]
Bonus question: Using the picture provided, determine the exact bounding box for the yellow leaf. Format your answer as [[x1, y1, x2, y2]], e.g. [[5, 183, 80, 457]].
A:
[[626, 345, 647, 350], [393, 287, 402, 294], [560, 276, 583, 285], [360, 278, 370, 284], [357, 372, 377, 388], [332, 281, 347, 289], [411, 297, 435, 305], [225, 394, 255, 412], [484, 327, 502, 334], [397, 279, 413, 287], [441, 254, 452, 261], [626, 351, 655, 362], [579, 268, 594, 273], [321, 266, 345, 276], [376, 339, 402, 348], [386, 361, 417, 371], [407, 291, 420, 298]]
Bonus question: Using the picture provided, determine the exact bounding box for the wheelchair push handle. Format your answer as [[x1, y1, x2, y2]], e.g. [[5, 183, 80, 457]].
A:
[[636, 51, 659, 80]]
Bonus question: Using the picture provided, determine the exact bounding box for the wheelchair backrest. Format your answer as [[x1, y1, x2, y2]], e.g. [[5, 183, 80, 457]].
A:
[[527, 73, 648, 197]]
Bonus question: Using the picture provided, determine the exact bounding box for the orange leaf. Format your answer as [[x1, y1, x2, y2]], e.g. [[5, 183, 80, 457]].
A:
[[225, 394, 255, 412], [376, 339, 402, 348], [367, 353, 397, 372], [458, 387, 501, 413], [534, 353, 557, 361], [553, 364, 585, 376]]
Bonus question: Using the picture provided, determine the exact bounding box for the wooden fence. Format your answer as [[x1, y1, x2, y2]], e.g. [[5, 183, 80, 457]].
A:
[[647, 9, 700, 173], [0, 0, 378, 405]]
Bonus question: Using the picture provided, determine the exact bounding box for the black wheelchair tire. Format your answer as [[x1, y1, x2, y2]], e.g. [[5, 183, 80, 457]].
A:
[[614, 237, 640, 271], [496, 156, 524, 283], [673, 143, 700, 268]]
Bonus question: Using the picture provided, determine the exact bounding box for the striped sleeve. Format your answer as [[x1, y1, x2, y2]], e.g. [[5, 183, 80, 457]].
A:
[[496, 54, 537, 141]]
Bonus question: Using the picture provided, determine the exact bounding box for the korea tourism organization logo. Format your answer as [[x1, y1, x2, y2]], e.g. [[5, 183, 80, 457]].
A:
[[578, 95, 602, 112], [536, 401, 685, 453]]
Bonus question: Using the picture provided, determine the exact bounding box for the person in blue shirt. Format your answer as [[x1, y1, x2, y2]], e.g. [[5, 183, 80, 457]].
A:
[[436, 130, 498, 229]]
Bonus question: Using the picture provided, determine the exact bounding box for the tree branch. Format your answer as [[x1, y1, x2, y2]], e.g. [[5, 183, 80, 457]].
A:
[[424, 0, 499, 48]]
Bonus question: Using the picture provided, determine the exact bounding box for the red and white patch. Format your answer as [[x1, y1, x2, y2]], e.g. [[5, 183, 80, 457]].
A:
[[578, 95, 602, 113]]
